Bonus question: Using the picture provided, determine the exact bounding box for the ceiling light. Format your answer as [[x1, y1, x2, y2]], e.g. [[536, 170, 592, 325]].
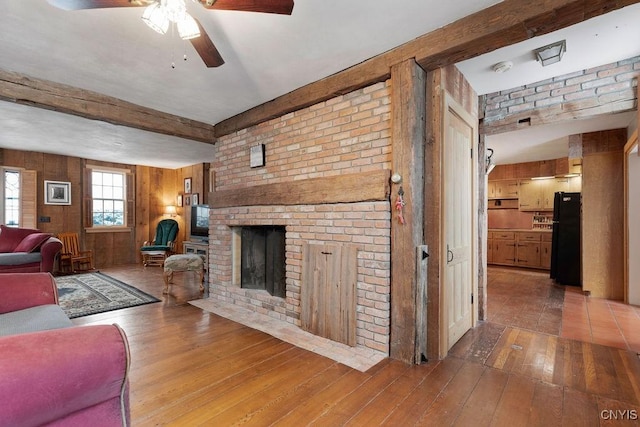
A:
[[142, 0, 200, 41], [142, 3, 169, 35], [533, 40, 566, 66], [177, 14, 201, 40], [492, 61, 513, 73]]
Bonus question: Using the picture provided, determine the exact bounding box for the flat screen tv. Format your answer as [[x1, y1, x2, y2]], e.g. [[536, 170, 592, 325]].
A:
[[190, 204, 210, 242]]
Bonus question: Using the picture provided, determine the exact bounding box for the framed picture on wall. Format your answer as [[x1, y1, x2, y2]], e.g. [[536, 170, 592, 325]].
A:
[[44, 181, 71, 205], [177, 195, 183, 207], [192, 193, 199, 206], [184, 177, 192, 194], [185, 196, 191, 206]]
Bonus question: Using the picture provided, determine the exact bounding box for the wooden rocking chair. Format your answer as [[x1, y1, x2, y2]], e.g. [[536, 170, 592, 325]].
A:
[[57, 232, 94, 274]]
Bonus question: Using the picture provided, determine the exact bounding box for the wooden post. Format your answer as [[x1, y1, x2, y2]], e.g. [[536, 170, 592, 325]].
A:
[[389, 59, 426, 363]]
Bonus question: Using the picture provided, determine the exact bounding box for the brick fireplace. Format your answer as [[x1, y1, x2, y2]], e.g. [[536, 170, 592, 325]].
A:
[[206, 81, 392, 355], [208, 201, 391, 354]]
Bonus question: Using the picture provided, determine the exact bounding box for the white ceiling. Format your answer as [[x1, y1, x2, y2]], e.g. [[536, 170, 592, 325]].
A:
[[1, 1, 639, 168]]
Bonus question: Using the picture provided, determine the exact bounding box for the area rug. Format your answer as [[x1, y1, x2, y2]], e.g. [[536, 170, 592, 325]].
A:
[[55, 272, 160, 318]]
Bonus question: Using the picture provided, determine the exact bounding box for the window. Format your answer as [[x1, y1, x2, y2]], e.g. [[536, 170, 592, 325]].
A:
[[91, 170, 126, 227], [3, 169, 20, 227]]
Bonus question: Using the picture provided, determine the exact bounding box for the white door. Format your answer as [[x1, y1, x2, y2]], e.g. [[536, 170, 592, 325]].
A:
[[442, 92, 476, 351]]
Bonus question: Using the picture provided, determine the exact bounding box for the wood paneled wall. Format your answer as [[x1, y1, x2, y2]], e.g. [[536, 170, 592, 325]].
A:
[[1, 148, 208, 269], [581, 130, 626, 300]]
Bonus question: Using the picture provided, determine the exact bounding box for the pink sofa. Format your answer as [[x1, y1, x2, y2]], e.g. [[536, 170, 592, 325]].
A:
[[0, 273, 131, 426], [0, 225, 63, 273]]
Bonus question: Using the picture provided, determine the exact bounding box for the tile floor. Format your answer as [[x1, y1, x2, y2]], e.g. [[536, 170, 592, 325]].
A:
[[562, 288, 640, 353], [488, 266, 640, 353]]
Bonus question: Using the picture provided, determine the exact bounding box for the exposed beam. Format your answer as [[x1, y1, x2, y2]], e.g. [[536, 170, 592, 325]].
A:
[[389, 60, 426, 364], [480, 98, 638, 136], [214, 0, 640, 137], [0, 69, 216, 144], [208, 169, 390, 208]]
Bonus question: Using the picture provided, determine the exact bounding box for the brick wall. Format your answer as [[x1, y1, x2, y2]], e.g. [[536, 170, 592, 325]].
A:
[[482, 56, 640, 122], [209, 81, 393, 355]]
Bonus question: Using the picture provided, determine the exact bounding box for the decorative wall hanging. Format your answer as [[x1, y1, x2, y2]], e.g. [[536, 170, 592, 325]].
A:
[[44, 181, 71, 205]]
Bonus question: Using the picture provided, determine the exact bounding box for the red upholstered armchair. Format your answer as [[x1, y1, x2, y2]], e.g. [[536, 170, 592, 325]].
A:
[[0, 273, 131, 426]]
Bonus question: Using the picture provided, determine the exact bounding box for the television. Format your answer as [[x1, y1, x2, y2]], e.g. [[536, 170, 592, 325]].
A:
[[190, 204, 210, 242]]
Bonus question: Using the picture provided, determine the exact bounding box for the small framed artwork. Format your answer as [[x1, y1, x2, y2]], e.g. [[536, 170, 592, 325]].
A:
[[185, 196, 191, 206], [44, 180, 71, 205], [184, 177, 192, 194], [177, 195, 183, 207], [192, 193, 199, 206]]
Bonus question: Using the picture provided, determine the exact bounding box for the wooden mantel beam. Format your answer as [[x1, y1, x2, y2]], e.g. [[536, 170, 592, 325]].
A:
[[214, 0, 640, 137], [0, 69, 216, 144]]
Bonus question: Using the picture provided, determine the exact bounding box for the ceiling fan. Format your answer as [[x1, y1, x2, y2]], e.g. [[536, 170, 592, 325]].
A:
[[47, 0, 295, 68]]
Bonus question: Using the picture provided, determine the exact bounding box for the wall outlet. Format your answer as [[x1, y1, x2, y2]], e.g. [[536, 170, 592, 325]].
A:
[[39, 216, 51, 223]]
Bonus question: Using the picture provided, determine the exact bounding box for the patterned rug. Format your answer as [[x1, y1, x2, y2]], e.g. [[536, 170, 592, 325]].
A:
[[55, 272, 160, 318]]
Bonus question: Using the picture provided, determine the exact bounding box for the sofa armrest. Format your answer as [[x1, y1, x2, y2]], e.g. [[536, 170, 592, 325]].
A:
[[0, 273, 58, 314], [39, 237, 63, 273], [0, 324, 130, 427]]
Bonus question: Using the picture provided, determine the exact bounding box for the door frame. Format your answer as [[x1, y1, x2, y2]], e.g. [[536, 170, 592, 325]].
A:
[[439, 91, 479, 358], [623, 128, 638, 304]]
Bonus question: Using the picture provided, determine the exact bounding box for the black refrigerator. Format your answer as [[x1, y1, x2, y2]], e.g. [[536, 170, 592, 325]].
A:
[[550, 192, 581, 286]]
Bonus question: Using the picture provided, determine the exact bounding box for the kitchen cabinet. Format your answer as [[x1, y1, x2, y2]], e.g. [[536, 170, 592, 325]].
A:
[[487, 232, 493, 263], [515, 232, 541, 268], [542, 178, 571, 209], [518, 179, 542, 210], [488, 179, 518, 199], [491, 231, 516, 265], [519, 177, 582, 211], [488, 230, 551, 270], [541, 241, 552, 269]]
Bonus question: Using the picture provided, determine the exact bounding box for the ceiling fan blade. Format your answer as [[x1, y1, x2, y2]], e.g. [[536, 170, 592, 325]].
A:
[[200, 0, 294, 15], [48, 0, 151, 10], [190, 19, 225, 68]]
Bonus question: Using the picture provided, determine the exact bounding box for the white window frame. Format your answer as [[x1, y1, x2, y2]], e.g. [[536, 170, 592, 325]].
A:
[[87, 166, 129, 232], [0, 167, 21, 227]]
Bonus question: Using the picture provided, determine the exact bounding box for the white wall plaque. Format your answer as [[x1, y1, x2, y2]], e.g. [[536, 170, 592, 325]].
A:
[[250, 144, 265, 168]]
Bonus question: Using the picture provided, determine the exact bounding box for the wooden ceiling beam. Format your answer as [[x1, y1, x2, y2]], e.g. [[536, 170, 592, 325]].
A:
[[214, 0, 640, 137], [0, 69, 216, 144]]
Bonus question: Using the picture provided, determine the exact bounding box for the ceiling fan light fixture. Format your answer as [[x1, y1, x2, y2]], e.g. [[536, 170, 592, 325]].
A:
[[177, 14, 201, 40], [163, 0, 187, 22], [142, 3, 169, 34]]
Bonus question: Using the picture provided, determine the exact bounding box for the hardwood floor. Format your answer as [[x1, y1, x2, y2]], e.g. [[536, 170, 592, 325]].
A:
[[71, 265, 640, 426]]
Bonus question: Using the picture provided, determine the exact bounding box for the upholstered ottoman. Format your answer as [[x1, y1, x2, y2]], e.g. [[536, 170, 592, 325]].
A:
[[162, 254, 205, 295]]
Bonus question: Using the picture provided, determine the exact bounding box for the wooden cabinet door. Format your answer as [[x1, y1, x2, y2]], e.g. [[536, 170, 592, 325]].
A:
[[540, 179, 555, 211], [541, 241, 552, 269], [569, 176, 582, 192], [488, 181, 497, 199], [516, 241, 541, 267], [301, 243, 357, 346], [487, 237, 493, 263], [496, 179, 519, 199], [518, 179, 542, 211], [493, 239, 516, 264]]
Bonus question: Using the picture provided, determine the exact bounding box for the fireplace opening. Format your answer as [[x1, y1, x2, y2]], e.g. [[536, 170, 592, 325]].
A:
[[239, 226, 286, 298]]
